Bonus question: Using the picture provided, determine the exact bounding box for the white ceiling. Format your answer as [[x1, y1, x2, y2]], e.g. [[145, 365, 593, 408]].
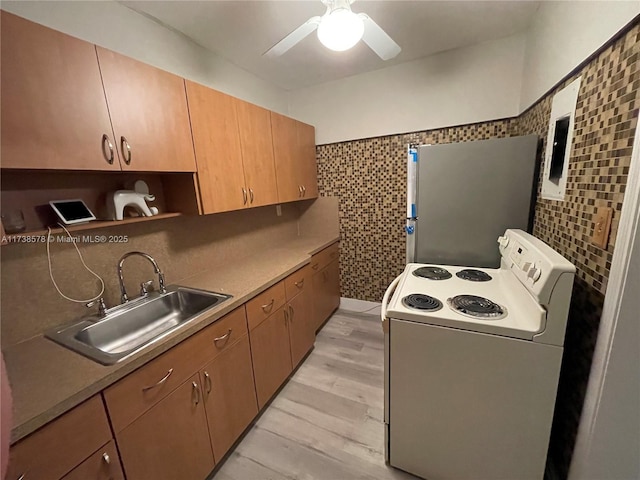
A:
[[122, 1, 541, 91]]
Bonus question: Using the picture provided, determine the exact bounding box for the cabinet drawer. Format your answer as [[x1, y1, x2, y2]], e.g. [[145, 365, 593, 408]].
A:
[[7, 395, 112, 480], [104, 307, 248, 432], [309, 242, 339, 273], [245, 281, 286, 330], [62, 440, 124, 480], [284, 266, 310, 301]]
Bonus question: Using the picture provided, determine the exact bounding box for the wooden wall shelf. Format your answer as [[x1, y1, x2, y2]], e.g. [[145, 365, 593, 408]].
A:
[[1, 213, 182, 246]]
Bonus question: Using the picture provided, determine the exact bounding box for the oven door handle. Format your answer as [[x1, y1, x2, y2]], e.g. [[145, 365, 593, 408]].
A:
[[381, 274, 402, 325]]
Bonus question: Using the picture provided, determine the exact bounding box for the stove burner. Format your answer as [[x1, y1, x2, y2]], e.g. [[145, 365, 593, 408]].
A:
[[456, 269, 493, 282], [447, 295, 506, 319], [413, 266, 452, 280], [402, 294, 443, 312]]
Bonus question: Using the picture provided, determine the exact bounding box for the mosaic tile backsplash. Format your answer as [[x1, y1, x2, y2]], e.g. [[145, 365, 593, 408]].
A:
[[316, 20, 638, 480]]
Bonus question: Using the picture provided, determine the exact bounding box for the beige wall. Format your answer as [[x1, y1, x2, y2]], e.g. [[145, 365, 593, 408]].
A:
[[520, 1, 640, 111], [288, 33, 526, 145]]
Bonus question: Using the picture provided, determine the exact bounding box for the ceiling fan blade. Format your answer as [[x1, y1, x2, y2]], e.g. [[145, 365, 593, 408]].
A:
[[359, 13, 401, 60], [264, 16, 322, 58]]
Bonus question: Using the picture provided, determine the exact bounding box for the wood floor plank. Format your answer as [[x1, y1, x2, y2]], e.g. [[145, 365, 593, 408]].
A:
[[213, 310, 419, 480]]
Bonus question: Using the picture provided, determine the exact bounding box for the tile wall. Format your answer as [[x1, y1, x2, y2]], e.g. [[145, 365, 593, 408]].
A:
[[518, 22, 639, 479], [316, 20, 639, 479]]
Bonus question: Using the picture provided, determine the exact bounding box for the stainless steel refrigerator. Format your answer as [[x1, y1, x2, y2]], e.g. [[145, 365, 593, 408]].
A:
[[406, 135, 539, 268]]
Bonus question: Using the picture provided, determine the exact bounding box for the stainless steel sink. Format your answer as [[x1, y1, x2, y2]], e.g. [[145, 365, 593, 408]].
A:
[[46, 286, 232, 365]]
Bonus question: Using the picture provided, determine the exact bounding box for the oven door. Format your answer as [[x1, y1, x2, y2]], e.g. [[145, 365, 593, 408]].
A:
[[381, 274, 401, 463]]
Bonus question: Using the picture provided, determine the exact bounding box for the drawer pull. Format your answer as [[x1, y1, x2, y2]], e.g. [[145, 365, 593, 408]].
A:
[[102, 452, 111, 465], [192, 381, 200, 406], [213, 329, 232, 347], [142, 368, 174, 392], [311, 263, 319, 270], [17, 475, 25, 480], [294, 279, 305, 288], [204, 371, 212, 394], [120, 136, 132, 165], [101, 134, 114, 164], [261, 298, 275, 313]]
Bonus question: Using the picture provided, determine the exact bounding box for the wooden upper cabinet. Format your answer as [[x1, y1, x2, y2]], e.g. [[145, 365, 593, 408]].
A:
[[237, 100, 279, 208], [297, 121, 319, 199], [96, 47, 196, 173], [271, 112, 318, 203], [0, 12, 120, 171], [185, 81, 246, 213], [271, 112, 300, 203]]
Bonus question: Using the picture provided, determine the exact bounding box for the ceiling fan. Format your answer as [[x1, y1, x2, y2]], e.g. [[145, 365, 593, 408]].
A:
[[264, 0, 401, 60]]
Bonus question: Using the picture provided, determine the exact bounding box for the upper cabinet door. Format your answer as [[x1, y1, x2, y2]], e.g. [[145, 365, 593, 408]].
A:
[[237, 100, 279, 208], [297, 121, 319, 199], [1, 12, 120, 171], [96, 47, 196, 173], [271, 113, 318, 203], [271, 112, 301, 203], [185, 81, 247, 214]]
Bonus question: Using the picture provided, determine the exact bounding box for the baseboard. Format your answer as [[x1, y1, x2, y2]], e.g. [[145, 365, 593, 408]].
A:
[[339, 297, 382, 316]]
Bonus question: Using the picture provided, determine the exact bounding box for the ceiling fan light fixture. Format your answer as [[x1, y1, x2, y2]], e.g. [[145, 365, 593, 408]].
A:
[[317, 8, 364, 52]]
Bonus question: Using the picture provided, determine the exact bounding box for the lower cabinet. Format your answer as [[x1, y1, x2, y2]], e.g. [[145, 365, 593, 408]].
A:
[[6, 395, 116, 480], [249, 306, 293, 409], [116, 373, 215, 480], [62, 441, 124, 480], [312, 258, 340, 332], [200, 334, 258, 461], [288, 287, 315, 368]]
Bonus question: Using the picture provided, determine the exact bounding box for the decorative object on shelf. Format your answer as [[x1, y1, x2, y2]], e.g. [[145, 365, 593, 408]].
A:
[[0, 209, 26, 233], [107, 180, 159, 220]]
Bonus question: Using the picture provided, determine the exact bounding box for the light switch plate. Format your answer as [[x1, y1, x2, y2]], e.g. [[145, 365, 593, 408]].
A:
[[591, 207, 613, 249]]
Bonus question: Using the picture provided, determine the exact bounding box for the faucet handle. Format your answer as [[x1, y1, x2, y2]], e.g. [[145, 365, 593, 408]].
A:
[[86, 297, 108, 317], [140, 280, 154, 296]]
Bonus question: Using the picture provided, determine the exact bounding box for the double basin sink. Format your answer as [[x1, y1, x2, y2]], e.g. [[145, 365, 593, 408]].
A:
[[47, 286, 232, 365]]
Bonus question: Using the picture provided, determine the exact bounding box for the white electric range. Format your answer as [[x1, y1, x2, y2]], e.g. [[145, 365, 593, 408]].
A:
[[382, 229, 575, 480]]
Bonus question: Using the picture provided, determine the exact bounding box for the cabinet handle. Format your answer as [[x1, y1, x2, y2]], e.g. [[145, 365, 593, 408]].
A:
[[298, 186, 303, 197], [213, 329, 232, 348], [311, 263, 319, 270], [192, 381, 200, 406], [142, 368, 173, 392], [302, 185, 306, 197], [242, 187, 247, 205], [289, 305, 294, 321], [101, 134, 114, 164], [102, 452, 111, 465], [17, 475, 25, 480], [261, 298, 275, 313], [284, 307, 289, 323], [249, 188, 254, 204], [120, 136, 132, 165], [203, 371, 212, 394], [294, 279, 304, 288]]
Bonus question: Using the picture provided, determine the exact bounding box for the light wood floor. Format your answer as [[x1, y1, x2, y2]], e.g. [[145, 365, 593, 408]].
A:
[[214, 310, 419, 480]]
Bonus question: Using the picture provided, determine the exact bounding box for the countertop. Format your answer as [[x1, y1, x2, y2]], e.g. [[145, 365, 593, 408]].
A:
[[4, 234, 339, 444]]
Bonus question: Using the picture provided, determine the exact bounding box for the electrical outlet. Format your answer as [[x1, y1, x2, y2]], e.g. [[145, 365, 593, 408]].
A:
[[591, 207, 613, 249]]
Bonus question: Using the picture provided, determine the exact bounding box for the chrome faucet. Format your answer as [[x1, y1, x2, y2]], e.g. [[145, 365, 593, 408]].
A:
[[117, 251, 166, 303]]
